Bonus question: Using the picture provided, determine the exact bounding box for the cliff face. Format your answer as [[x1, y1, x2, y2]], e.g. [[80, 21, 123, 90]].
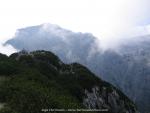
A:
[[0, 50, 139, 113], [83, 87, 139, 113]]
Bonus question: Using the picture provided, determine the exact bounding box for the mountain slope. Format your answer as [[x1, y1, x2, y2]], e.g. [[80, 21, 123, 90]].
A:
[[5, 23, 149, 113], [0, 50, 139, 113]]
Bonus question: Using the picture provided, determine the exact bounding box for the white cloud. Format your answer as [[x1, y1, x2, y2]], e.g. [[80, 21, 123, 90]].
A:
[[0, 0, 150, 54], [0, 44, 17, 56]]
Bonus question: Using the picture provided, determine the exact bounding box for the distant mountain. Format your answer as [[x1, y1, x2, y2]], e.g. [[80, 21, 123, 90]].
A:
[[5, 23, 100, 64], [0, 50, 139, 113], [5, 23, 150, 113], [82, 36, 150, 113]]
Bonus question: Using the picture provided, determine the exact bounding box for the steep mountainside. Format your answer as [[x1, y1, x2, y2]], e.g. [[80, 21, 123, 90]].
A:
[[5, 23, 150, 113], [0, 50, 139, 113]]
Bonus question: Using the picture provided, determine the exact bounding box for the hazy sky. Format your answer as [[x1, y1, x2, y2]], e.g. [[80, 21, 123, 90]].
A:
[[0, 0, 150, 54]]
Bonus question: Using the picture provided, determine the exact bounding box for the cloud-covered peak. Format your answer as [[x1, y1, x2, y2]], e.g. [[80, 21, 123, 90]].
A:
[[5, 23, 99, 62], [42, 23, 64, 31], [4, 23, 150, 112]]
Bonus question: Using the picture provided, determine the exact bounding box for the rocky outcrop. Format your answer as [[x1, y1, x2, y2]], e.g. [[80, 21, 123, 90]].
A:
[[83, 86, 139, 113]]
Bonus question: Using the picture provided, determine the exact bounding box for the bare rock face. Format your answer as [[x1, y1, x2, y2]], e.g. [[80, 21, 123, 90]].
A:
[[83, 86, 139, 113]]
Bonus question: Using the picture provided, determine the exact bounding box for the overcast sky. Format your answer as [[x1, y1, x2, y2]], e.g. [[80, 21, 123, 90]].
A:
[[0, 0, 150, 54]]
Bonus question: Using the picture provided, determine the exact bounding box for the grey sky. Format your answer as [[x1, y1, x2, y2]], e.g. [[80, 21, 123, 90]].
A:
[[0, 0, 150, 54]]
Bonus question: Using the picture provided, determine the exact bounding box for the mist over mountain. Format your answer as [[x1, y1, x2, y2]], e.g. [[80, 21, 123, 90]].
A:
[[5, 23, 101, 63], [5, 23, 150, 113]]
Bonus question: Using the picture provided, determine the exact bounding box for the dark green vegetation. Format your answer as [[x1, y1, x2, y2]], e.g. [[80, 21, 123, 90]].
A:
[[6, 24, 150, 113], [0, 50, 138, 113]]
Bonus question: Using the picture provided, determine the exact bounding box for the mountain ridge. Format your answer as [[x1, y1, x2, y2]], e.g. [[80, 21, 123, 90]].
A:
[[0, 50, 139, 113], [5, 23, 150, 113]]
